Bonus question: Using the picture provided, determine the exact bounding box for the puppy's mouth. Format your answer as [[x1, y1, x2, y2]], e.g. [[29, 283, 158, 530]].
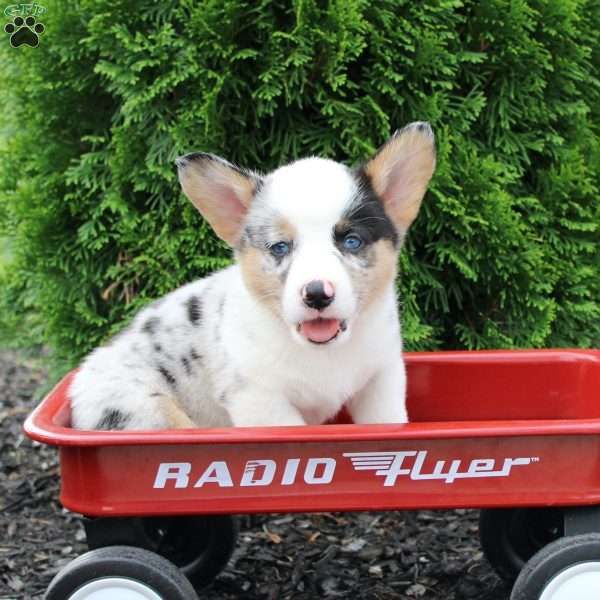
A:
[[297, 318, 348, 344]]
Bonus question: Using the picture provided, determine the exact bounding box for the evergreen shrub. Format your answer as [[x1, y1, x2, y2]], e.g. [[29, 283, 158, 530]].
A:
[[0, 0, 598, 376]]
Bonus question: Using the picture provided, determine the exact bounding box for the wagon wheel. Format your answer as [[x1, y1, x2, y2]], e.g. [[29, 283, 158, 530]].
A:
[[45, 545, 199, 600], [479, 508, 564, 582], [510, 533, 600, 599], [85, 515, 238, 590]]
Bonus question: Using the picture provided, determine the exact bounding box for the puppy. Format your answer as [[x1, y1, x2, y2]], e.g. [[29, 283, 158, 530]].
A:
[[70, 122, 436, 430]]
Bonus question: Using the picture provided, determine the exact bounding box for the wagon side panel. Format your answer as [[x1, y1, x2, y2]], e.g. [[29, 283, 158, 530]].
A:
[[59, 435, 600, 516]]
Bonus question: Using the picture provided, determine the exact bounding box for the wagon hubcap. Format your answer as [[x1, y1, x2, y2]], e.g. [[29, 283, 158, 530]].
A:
[[69, 577, 162, 600], [540, 562, 600, 600]]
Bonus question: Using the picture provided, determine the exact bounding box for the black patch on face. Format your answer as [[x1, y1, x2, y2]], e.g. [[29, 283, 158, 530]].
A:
[[96, 408, 130, 431], [153, 343, 162, 353], [186, 296, 202, 326], [142, 317, 160, 335], [158, 365, 176, 387], [181, 355, 192, 375], [335, 169, 398, 251]]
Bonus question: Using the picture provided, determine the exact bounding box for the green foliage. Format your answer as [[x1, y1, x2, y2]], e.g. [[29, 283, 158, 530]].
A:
[[1, 0, 599, 376]]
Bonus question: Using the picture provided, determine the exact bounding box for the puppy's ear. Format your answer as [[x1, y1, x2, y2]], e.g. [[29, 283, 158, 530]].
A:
[[176, 153, 261, 246], [364, 122, 436, 232]]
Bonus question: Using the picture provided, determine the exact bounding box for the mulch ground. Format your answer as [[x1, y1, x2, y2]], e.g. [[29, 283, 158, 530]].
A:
[[0, 351, 511, 600]]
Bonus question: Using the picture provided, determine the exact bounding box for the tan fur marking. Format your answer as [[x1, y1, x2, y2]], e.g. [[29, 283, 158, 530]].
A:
[[365, 241, 398, 307], [161, 394, 197, 429], [238, 247, 281, 313], [360, 240, 398, 310], [276, 215, 297, 242]]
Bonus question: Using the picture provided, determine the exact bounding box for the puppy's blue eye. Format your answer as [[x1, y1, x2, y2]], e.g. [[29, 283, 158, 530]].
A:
[[270, 241, 290, 256], [343, 234, 363, 251]]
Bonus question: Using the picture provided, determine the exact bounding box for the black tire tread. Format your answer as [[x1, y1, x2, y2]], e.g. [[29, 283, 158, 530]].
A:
[[45, 545, 199, 600], [85, 515, 238, 590], [510, 533, 600, 600]]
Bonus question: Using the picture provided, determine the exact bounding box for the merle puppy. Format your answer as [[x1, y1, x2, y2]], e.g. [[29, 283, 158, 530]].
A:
[[70, 123, 436, 430]]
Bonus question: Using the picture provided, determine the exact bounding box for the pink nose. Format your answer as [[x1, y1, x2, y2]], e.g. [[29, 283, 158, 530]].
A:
[[302, 280, 335, 310]]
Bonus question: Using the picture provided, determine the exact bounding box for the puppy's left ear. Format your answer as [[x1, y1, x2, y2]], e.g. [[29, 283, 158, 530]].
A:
[[364, 122, 436, 232], [176, 153, 261, 246]]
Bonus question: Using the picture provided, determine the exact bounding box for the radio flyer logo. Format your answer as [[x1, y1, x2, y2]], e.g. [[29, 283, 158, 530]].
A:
[[152, 450, 539, 490], [343, 451, 536, 486], [4, 3, 45, 47]]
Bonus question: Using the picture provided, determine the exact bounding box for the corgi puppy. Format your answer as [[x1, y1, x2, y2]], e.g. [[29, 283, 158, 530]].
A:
[[70, 122, 436, 430]]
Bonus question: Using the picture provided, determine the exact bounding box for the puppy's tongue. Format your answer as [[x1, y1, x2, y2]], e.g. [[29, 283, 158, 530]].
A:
[[300, 318, 340, 343]]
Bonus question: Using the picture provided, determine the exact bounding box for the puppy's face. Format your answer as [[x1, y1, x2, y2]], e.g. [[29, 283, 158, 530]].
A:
[[177, 123, 436, 347], [236, 159, 400, 345]]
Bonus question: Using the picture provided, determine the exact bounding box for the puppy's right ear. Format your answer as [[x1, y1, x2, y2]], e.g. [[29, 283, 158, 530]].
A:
[[176, 153, 261, 246]]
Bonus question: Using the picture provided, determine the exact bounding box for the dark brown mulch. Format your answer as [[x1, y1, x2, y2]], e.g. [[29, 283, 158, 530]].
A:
[[0, 351, 511, 600]]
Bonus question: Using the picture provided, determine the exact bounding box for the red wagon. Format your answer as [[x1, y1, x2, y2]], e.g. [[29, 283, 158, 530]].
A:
[[25, 349, 600, 600]]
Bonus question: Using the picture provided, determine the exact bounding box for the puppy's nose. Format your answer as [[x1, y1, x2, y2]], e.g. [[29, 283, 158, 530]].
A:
[[302, 280, 335, 310]]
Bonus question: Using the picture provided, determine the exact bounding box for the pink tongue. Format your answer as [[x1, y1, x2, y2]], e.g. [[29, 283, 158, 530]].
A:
[[300, 318, 340, 343]]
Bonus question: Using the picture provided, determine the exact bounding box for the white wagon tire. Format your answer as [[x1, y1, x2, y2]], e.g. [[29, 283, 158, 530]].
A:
[[45, 545, 199, 600], [511, 533, 600, 600]]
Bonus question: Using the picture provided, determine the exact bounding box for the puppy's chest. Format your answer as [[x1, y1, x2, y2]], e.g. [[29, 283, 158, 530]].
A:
[[287, 380, 361, 424], [264, 351, 376, 421]]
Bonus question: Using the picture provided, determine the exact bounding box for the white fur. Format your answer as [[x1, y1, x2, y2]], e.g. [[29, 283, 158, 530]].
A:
[[70, 123, 437, 430], [70, 263, 405, 429], [265, 159, 360, 344]]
